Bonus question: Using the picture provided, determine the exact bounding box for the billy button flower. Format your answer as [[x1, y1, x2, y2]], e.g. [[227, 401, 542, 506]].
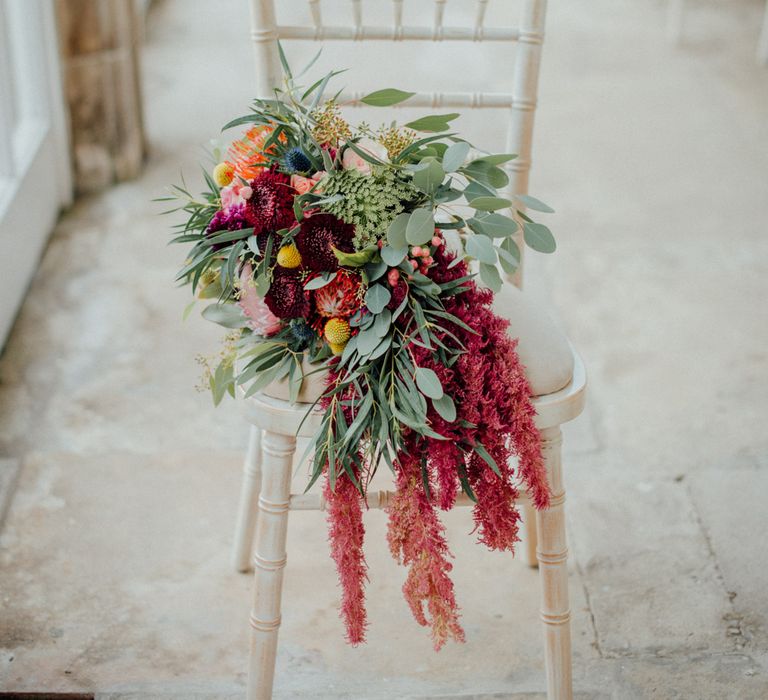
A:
[[213, 162, 234, 187], [276, 243, 302, 269], [324, 318, 351, 355]]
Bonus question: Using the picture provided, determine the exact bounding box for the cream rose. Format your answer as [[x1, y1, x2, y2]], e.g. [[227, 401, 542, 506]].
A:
[[341, 138, 389, 175]]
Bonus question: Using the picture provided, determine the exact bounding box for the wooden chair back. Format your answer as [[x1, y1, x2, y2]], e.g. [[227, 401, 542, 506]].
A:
[[247, 0, 548, 286]]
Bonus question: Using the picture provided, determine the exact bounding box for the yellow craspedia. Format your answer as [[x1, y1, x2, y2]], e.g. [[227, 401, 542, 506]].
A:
[[276, 243, 302, 269], [329, 341, 346, 356], [213, 162, 234, 187], [324, 318, 350, 346]]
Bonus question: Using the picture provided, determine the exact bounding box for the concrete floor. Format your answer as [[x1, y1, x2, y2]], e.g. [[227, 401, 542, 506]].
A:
[[1, 0, 767, 698]]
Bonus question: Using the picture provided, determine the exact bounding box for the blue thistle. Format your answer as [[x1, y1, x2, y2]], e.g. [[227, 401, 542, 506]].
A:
[[283, 147, 312, 174], [290, 319, 315, 348]]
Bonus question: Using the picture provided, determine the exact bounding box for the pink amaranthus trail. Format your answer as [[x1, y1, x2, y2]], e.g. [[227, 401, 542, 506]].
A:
[[322, 245, 550, 648]]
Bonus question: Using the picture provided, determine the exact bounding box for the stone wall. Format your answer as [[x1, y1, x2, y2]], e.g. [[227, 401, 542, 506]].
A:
[[55, 0, 146, 193]]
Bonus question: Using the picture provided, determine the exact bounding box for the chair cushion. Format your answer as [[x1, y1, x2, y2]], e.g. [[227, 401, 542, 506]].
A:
[[491, 284, 574, 396], [261, 284, 574, 403]]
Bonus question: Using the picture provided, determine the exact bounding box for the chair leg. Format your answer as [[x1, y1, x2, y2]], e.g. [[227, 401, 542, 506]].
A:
[[535, 426, 573, 700], [247, 430, 296, 700], [233, 426, 263, 573], [521, 496, 539, 568]]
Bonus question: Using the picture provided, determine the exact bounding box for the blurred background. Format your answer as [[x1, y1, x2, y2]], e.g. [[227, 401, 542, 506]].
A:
[[0, 0, 767, 697]]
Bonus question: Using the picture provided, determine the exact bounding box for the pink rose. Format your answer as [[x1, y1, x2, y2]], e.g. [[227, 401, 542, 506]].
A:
[[220, 183, 246, 209], [341, 138, 388, 176], [238, 263, 282, 336], [291, 171, 326, 196]]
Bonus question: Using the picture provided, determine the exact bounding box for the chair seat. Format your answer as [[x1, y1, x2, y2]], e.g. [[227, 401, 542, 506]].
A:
[[260, 285, 573, 404], [491, 284, 574, 397]]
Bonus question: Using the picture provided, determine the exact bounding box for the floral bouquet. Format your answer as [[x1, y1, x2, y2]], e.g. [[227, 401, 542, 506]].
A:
[[163, 50, 558, 650]]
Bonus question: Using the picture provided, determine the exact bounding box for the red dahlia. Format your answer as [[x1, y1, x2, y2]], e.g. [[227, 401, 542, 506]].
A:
[[295, 214, 354, 272], [264, 270, 309, 319], [247, 168, 296, 235]]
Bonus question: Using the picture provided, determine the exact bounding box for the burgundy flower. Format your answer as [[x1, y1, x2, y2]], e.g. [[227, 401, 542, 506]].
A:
[[264, 269, 309, 319], [247, 168, 296, 235], [386, 278, 408, 311], [206, 204, 255, 249], [294, 214, 354, 272]]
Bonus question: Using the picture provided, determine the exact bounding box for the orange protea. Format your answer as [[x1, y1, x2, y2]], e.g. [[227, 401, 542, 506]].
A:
[[314, 270, 362, 319], [226, 125, 286, 181]]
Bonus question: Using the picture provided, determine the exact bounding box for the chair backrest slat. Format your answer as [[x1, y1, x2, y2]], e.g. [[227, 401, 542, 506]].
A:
[[277, 23, 520, 42], [248, 0, 548, 287], [338, 90, 512, 109], [474, 0, 489, 39]]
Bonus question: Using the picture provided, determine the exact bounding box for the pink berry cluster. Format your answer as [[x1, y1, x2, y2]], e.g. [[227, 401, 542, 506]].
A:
[[386, 230, 443, 287]]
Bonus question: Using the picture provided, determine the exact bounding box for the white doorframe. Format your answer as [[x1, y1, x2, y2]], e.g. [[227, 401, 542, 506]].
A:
[[0, 0, 71, 348]]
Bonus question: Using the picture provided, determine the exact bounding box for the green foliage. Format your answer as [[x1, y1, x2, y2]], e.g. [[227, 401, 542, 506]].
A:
[[320, 168, 420, 249], [163, 48, 562, 499]]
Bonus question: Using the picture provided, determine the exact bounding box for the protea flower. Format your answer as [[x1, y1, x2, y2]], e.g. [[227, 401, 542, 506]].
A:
[[314, 270, 361, 318], [238, 263, 282, 336]]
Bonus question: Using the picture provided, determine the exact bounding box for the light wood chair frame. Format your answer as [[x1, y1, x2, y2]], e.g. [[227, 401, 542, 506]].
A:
[[231, 2, 587, 698]]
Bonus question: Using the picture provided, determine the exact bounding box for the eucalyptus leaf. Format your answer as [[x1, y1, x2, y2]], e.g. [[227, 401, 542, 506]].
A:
[[387, 212, 410, 248], [465, 234, 497, 265], [380, 244, 408, 266], [405, 208, 435, 245], [471, 213, 519, 238], [373, 308, 392, 338], [360, 88, 416, 107], [365, 259, 388, 281], [364, 284, 391, 314], [442, 141, 471, 172], [479, 262, 503, 292], [471, 153, 517, 166], [304, 272, 337, 290], [523, 222, 557, 253], [412, 158, 445, 193], [432, 393, 457, 422], [513, 193, 555, 213], [356, 326, 382, 355], [404, 113, 460, 133], [497, 244, 520, 274], [201, 303, 247, 329], [468, 196, 512, 212], [414, 366, 444, 400]]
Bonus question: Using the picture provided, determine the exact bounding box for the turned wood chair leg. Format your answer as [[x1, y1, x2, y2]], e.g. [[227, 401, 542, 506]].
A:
[[536, 426, 573, 700], [521, 496, 539, 568], [233, 426, 264, 572], [247, 430, 296, 700]]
